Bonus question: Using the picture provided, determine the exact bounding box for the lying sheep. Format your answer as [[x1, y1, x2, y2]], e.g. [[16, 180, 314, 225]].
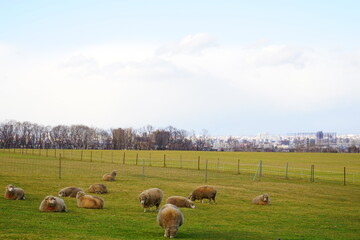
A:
[[39, 195, 67, 212], [102, 170, 117, 181], [138, 188, 163, 212], [189, 185, 217, 203], [252, 193, 271, 205], [87, 183, 108, 194], [58, 187, 83, 198], [157, 204, 184, 238], [4, 184, 25, 200], [76, 191, 104, 209], [166, 196, 195, 209]]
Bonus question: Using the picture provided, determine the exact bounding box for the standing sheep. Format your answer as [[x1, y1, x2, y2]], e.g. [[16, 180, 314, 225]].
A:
[[76, 191, 104, 209], [4, 184, 25, 200], [157, 204, 184, 238], [189, 185, 217, 203], [138, 188, 163, 212], [166, 196, 195, 209], [252, 193, 271, 205], [102, 170, 117, 181], [58, 187, 83, 198], [87, 183, 108, 194], [39, 195, 67, 212]]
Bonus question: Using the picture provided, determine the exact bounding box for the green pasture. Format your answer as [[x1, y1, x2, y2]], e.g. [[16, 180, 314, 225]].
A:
[[0, 151, 359, 239]]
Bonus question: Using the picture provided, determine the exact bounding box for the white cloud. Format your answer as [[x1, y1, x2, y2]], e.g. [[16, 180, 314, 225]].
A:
[[156, 33, 218, 56], [1, 37, 360, 134]]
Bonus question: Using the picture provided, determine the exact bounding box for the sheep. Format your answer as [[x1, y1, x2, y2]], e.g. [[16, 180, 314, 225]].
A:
[[58, 187, 83, 198], [157, 204, 184, 238], [252, 193, 271, 205], [189, 185, 217, 203], [39, 195, 67, 212], [4, 184, 25, 200], [102, 170, 117, 181], [87, 183, 108, 194], [166, 196, 195, 209], [76, 191, 104, 209], [138, 188, 164, 212]]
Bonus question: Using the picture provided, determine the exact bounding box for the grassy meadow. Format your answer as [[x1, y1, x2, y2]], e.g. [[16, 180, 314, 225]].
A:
[[0, 150, 359, 239]]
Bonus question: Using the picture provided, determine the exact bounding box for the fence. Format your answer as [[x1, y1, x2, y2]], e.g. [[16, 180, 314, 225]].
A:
[[0, 149, 359, 185]]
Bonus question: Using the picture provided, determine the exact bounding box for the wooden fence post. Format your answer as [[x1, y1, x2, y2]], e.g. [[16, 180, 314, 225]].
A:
[[123, 152, 125, 165], [163, 154, 166, 167], [198, 156, 200, 170], [205, 160, 208, 183], [90, 151, 93, 162], [136, 153, 138, 165], [344, 167, 346, 185], [237, 159, 240, 174], [59, 154, 62, 179]]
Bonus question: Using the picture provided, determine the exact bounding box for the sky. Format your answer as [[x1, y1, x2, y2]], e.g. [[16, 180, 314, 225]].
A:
[[1, 0, 360, 136]]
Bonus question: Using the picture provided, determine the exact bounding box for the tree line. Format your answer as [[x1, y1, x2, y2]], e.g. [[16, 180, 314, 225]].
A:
[[0, 120, 211, 151]]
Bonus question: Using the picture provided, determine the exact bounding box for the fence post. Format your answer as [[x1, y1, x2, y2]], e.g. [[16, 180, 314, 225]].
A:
[[123, 152, 125, 165], [205, 160, 208, 183], [237, 159, 240, 174], [198, 156, 200, 170], [163, 154, 166, 167], [180, 155, 182, 169], [344, 167, 346, 186], [90, 151, 93, 162], [81, 150, 83, 161], [142, 159, 145, 181], [286, 162, 289, 179], [59, 154, 62, 179], [310, 165, 315, 182], [136, 153, 138, 165], [149, 152, 152, 166]]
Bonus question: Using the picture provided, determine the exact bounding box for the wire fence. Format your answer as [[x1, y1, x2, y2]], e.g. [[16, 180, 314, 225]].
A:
[[0, 149, 359, 185]]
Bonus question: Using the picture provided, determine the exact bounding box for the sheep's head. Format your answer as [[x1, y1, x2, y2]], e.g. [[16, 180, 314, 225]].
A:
[[76, 191, 86, 199], [139, 192, 148, 206], [262, 193, 270, 202], [45, 196, 57, 206], [189, 193, 196, 201], [187, 200, 196, 209], [6, 184, 15, 192]]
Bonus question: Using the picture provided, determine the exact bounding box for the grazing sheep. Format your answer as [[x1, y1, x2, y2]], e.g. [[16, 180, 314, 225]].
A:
[[76, 191, 104, 209], [252, 193, 271, 205], [39, 195, 67, 212], [102, 170, 117, 181], [4, 184, 25, 200], [138, 188, 164, 212], [58, 187, 83, 198], [166, 196, 195, 209], [189, 185, 217, 203], [157, 204, 184, 238], [87, 183, 108, 194]]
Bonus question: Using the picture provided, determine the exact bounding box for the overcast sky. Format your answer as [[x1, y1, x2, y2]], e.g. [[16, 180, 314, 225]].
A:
[[1, 1, 359, 136]]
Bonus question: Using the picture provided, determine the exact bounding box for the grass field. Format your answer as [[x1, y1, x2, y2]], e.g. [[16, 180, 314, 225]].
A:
[[0, 151, 360, 239]]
